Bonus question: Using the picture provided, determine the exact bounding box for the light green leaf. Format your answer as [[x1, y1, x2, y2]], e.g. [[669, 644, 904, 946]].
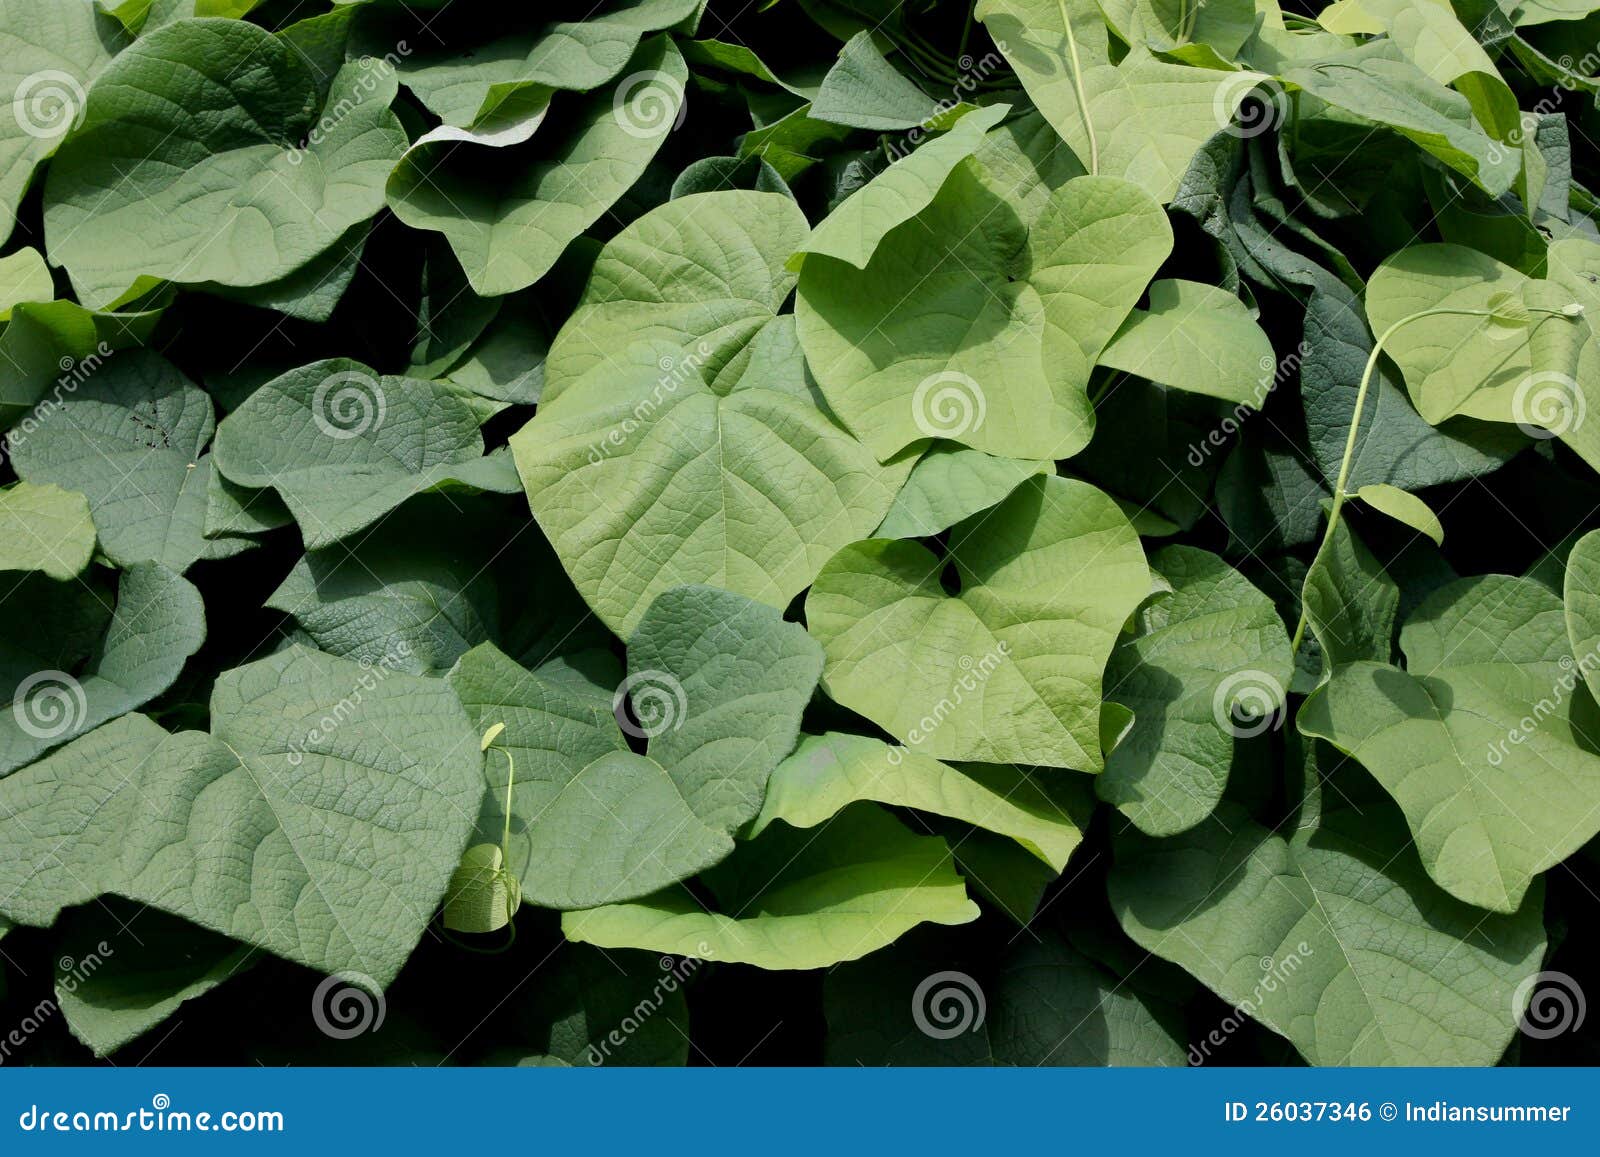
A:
[[1, 561, 204, 776], [543, 189, 808, 397], [0, 0, 124, 245], [44, 22, 405, 308], [1111, 802, 1547, 1065], [1300, 514, 1400, 677], [1564, 529, 1600, 698], [1299, 575, 1600, 911], [562, 804, 980, 969], [876, 445, 1051, 539], [0, 247, 52, 318], [386, 37, 687, 296], [1099, 280, 1275, 404], [1097, 546, 1293, 836], [977, 0, 1266, 201], [0, 646, 482, 984], [753, 732, 1092, 870], [796, 168, 1172, 462], [513, 337, 907, 638], [807, 476, 1150, 771], [793, 103, 1009, 269], [213, 359, 519, 551], [1355, 482, 1444, 544], [0, 481, 94, 580]]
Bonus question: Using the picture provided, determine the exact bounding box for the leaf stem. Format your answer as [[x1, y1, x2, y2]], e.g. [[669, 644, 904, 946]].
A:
[[1289, 303, 1574, 656], [1056, 0, 1099, 174]]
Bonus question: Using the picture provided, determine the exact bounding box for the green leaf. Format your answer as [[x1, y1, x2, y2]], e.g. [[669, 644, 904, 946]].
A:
[[977, 0, 1267, 201], [0, 247, 53, 318], [448, 586, 822, 909], [1354, 482, 1444, 544], [562, 803, 980, 969], [1300, 514, 1400, 677], [8, 351, 225, 572], [380, 0, 700, 128], [1112, 802, 1547, 1064], [513, 336, 907, 637], [0, 0, 124, 244], [386, 36, 687, 296], [213, 359, 519, 551], [0, 646, 483, 985], [44, 21, 405, 308], [0, 481, 94, 579], [1299, 575, 1600, 911], [753, 732, 1093, 870], [875, 445, 1051, 539], [1, 561, 204, 776], [542, 189, 808, 396], [807, 476, 1150, 771], [796, 168, 1172, 462], [1099, 280, 1275, 404], [1285, 44, 1520, 197], [55, 902, 252, 1058], [1097, 546, 1293, 835], [810, 31, 942, 130], [793, 103, 1009, 269]]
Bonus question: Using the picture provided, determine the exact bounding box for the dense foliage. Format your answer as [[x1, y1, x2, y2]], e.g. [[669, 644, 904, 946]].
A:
[[1, 0, 1599, 1067]]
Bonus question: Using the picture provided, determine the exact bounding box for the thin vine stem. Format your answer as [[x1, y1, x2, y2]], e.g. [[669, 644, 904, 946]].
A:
[[1289, 303, 1578, 656], [1056, 0, 1099, 174]]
